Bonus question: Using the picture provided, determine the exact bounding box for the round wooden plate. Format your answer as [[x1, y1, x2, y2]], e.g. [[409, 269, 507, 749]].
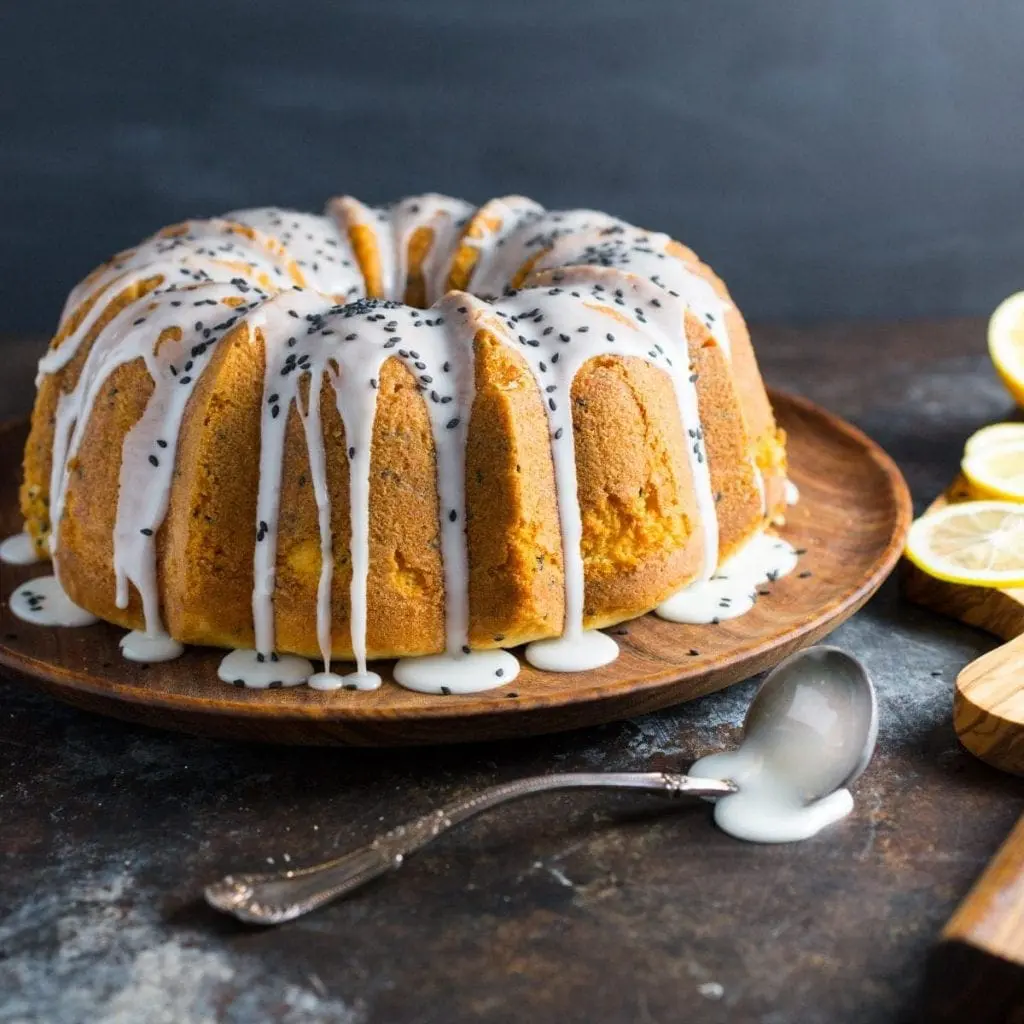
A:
[[0, 392, 911, 746]]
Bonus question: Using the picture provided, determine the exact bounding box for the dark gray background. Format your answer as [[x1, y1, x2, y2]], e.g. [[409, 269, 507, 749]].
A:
[[3, 0, 1022, 333]]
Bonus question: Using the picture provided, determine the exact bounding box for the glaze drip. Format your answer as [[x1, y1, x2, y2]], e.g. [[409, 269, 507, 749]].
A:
[[217, 649, 314, 689], [10, 576, 98, 627], [655, 533, 799, 625], [0, 531, 42, 566], [120, 630, 185, 663]]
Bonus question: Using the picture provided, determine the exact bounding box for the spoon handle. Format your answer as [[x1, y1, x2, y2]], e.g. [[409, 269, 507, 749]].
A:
[[204, 771, 735, 925]]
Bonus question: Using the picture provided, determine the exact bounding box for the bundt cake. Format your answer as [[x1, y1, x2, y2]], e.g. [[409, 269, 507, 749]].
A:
[[5, 193, 794, 693]]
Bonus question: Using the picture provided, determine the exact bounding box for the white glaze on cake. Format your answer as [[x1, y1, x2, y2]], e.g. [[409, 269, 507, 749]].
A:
[[225, 208, 363, 299], [10, 576, 99, 627], [49, 278, 268, 647], [28, 194, 791, 693], [0, 531, 43, 565]]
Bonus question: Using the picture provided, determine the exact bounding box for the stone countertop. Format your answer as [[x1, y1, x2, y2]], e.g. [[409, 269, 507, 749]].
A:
[[1, 320, 1022, 1024]]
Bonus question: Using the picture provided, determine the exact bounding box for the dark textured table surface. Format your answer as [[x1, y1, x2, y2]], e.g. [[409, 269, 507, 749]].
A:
[[1, 321, 1022, 1023]]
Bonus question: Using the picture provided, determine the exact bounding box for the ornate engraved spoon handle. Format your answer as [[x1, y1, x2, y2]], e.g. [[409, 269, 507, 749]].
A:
[[204, 771, 735, 925]]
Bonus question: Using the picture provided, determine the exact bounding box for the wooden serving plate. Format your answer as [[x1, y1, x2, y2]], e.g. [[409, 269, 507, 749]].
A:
[[0, 391, 911, 746]]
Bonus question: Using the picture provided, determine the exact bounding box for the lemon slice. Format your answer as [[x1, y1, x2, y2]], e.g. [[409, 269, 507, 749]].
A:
[[964, 422, 1024, 456], [905, 500, 1024, 587], [962, 441, 1024, 501], [989, 292, 1024, 406]]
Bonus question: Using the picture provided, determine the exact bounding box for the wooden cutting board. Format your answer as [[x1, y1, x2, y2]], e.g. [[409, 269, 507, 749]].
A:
[[903, 477, 1024, 1023], [903, 476, 1024, 774]]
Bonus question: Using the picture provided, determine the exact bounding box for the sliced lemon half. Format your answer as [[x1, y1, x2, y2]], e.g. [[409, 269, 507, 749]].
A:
[[989, 292, 1024, 407], [905, 500, 1024, 587], [962, 441, 1024, 501], [964, 422, 1024, 456]]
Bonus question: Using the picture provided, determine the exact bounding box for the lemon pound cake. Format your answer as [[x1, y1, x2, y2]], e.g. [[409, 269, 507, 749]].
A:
[[4, 194, 797, 694]]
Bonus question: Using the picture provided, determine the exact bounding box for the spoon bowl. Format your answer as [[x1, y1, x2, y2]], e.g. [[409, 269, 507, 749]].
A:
[[741, 644, 878, 802]]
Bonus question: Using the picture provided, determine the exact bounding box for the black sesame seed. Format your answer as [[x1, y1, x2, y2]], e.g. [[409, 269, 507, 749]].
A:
[[447, 418, 460, 429], [148, 455, 159, 467], [461, 645, 471, 655], [448, 509, 457, 522], [140, 528, 153, 536], [441, 686, 452, 696], [156, 439, 167, 448]]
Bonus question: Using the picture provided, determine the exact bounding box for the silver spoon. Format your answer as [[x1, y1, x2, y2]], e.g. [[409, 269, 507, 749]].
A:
[[205, 644, 876, 925], [730, 643, 878, 800]]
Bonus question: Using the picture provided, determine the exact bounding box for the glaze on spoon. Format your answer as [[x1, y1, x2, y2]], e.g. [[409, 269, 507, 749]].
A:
[[691, 646, 878, 843]]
